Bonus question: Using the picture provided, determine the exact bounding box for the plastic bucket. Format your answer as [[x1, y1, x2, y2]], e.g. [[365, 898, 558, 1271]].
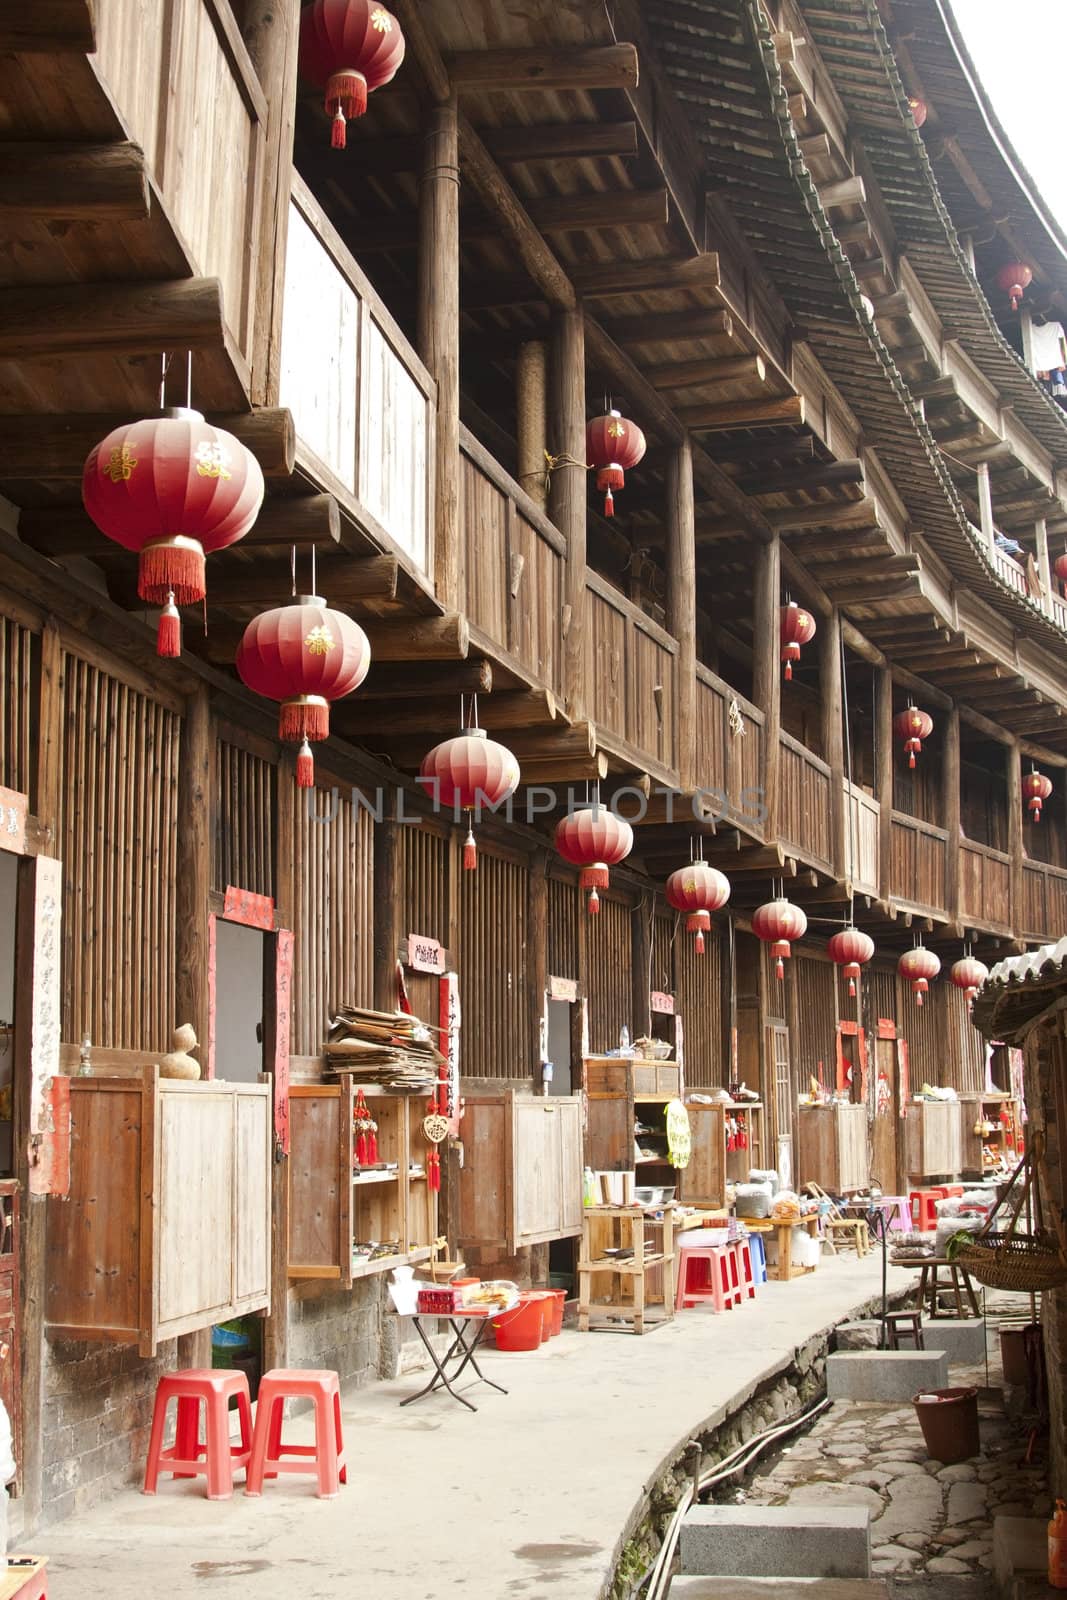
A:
[[912, 1386, 980, 1464], [544, 1289, 566, 1337], [492, 1291, 547, 1351]]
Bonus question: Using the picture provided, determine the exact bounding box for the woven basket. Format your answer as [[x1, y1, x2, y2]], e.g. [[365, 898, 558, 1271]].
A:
[[954, 1131, 1067, 1294]]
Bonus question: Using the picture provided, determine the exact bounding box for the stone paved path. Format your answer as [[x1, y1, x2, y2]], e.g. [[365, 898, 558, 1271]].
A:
[[736, 1313, 1048, 1584]]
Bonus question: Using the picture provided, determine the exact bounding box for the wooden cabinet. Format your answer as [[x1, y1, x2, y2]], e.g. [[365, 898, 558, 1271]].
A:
[[289, 1080, 435, 1285], [676, 1103, 726, 1206], [796, 1103, 869, 1193], [959, 1094, 1021, 1177], [904, 1099, 962, 1180], [457, 1092, 583, 1252], [46, 1072, 271, 1356], [582, 1056, 635, 1171]]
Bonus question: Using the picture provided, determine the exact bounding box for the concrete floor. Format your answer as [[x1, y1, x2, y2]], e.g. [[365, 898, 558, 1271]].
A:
[[38, 1253, 913, 1600]]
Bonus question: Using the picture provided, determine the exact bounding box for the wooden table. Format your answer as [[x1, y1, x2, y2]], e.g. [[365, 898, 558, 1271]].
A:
[[578, 1207, 675, 1333], [745, 1215, 820, 1280], [890, 1254, 981, 1318]]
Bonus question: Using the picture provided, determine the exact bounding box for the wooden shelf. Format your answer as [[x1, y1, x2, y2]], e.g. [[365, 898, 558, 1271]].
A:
[[580, 1252, 673, 1273], [352, 1171, 400, 1187]]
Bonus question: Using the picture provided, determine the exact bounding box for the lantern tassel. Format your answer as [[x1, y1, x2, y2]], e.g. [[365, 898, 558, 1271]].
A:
[[587, 885, 600, 915], [138, 542, 206, 607], [908, 751, 916, 770], [331, 107, 347, 149], [784, 659, 793, 681], [604, 487, 614, 517], [156, 593, 181, 659], [695, 928, 705, 955], [428, 1146, 441, 1192], [849, 976, 857, 998], [463, 825, 477, 871], [776, 956, 784, 981], [279, 700, 330, 742], [296, 738, 315, 789]]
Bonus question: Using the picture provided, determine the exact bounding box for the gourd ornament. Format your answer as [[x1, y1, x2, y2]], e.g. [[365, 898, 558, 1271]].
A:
[[159, 1023, 200, 1081]]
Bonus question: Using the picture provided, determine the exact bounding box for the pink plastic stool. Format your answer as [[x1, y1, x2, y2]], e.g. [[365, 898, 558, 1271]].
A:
[[878, 1195, 911, 1234], [246, 1369, 347, 1499], [143, 1369, 252, 1501], [675, 1240, 740, 1311], [734, 1238, 756, 1301]]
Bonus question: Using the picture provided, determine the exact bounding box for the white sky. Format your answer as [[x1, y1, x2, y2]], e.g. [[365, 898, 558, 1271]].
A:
[[950, 0, 1067, 231]]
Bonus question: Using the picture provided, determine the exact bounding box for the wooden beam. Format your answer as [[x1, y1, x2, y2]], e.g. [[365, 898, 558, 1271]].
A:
[[821, 607, 845, 878], [645, 354, 766, 390], [0, 141, 148, 220], [485, 121, 639, 164], [207, 556, 398, 607], [338, 688, 554, 735], [0, 1, 95, 50], [678, 396, 806, 432], [515, 752, 608, 784], [447, 45, 640, 93], [357, 659, 492, 701], [604, 308, 734, 346], [753, 536, 781, 838], [354, 188, 670, 253], [765, 499, 879, 533], [0, 408, 296, 480], [175, 686, 213, 1070], [702, 435, 815, 465], [667, 437, 697, 789], [571, 254, 720, 300], [819, 554, 920, 583], [739, 459, 865, 497], [818, 175, 867, 209], [0, 277, 227, 360], [1007, 740, 1023, 930], [420, 96, 461, 608], [553, 307, 587, 714], [942, 707, 961, 925], [19, 492, 339, 557], [516, 341, 548, 510], [365, 614, 470, 662], [874, 666, 893, 903]]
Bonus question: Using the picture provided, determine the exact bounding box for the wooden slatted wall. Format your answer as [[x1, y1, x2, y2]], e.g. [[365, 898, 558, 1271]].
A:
[[676, 922, 723, 1087], [458, 846, 530, 1080], [60, 653, 180, 1050], [789, 953, 840, 1093], [866, 968, 899, 1035], [0, 614, 37, 798], [293, 780, 374, 1053], [944, 984, 986, 1094], [214, 739, 275, 898], [584, 894, 632, 1053], [401, 824, 451, 945], [897, 977, 944, 1087], [548, 874, 579, 978]]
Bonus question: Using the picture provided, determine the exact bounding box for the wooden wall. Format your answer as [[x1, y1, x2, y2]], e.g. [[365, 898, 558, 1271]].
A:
[[675, 922, 724, 1088], [457, 845, 531, 1081], [214, 736, 276, 899], [59, 652, 180, 1050], [0, 613, 36, 798], [547, 874, 579, 980], [788, 953, 840, 1093], [292, 776, 374, 1053], [584, 894, 633, 1053]]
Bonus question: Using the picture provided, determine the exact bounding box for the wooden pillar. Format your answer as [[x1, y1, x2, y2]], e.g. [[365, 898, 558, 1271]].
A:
[[175, 686, 213, 1054], [976, 461, 996, 555], [1019, 306, 1036, 376], [243, 0, 301, 405], [551, 307, 587, 717], [516, 341, 548, 510], [666, 437, 697, 790], [1007, 739, 1024, 932], [1036, 517, 1052, 614], [263, 756, 295, 1374], [874, 666, 894, 903], [942, 706, 961, 929], [373, 818, 404, 1011], [820, 606, 845, 879], [418, 94, 461, 610], [528, 851, 548, 1089], [752, 534, 781, 839], [631, 895, 650, 1044]]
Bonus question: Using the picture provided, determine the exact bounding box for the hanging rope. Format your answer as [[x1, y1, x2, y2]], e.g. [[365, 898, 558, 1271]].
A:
[[840, 630, 858, 924], [538, 448, 590, 500]]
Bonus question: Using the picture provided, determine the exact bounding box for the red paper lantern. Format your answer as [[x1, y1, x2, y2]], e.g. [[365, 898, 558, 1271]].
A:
[[585, 410, 646, 517], [555, 805, 634, 914], [898, 945, 940, 1007], [1054, 553, 1067, 595], [419, 727, 520, 871], [780, 601, 817, 681], [753, 897, 807, 980], [950, 955, 989, 1007], [299, 0, 405, 149], [996, 261, 1033, 312], [82, 408, 264, 657], [237, 595, 371, 787], [1023, 769, 1053, 823], [908, 96, 928, 128], [828, 926, 875, 998], [665, 861, 731, 954], [893, 705, 933, 769]]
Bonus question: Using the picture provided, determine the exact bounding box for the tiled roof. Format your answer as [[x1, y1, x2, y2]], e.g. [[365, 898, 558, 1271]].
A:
[[972, 937, 1067, 1039]]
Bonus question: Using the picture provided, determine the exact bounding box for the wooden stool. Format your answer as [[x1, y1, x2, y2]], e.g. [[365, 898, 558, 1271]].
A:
[[143, 1370, 252, 1501], [884, 1310, 925, 1350], [825, 1217, 870, 1257], [246, 1369, 347, 1499], [915, 1257, 981, 1319]]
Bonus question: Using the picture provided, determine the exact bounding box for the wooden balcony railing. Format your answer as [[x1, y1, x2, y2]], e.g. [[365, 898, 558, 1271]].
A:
[[695, 667, 763, 828], [844, 781, 879, 895], [890, 811, 948, 915], [585, 576, 678, 777], [94, 0, 267, 365], [458, 429, 565, 698], [779, 733, 832, 870], [1020, 859, 1067, 943], [280, 178, 436, 579], [959, 839, 1012, 932]]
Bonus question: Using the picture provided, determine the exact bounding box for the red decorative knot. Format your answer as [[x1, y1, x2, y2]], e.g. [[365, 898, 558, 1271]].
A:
[[585, 410, 646, 517], [893, 706, 933, 769], [752, 897, 808, 980], [418, 728, 520, 871], [828, 926, 875, 998], [82, 408, 264, 657], [898, 945, 941, 1007], [995, 261, 1033, 313], [236, 596, 371, 789], [665, 861, 731, 954], [950, 955, 989, 1010], [1022, 770, 1053, 823], [555, 805, 634, 914], [780, 601, 816, 681], [299, 0, 405, 149]]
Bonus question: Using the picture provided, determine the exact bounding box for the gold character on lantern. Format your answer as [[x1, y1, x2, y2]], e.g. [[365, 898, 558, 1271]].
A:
[[194, 440, 233, 481], [304, 625, 336, 656], [104, 444, 138, 482], [371, 6, 392, 29]]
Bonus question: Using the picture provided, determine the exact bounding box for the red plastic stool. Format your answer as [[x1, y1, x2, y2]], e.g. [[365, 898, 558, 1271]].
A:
[[675, 1241, 740, 1311], [246, 1369, 347, 1499], [734, 1238, 757, 1301], [143, 1369, 252, 1501], [909, 1187, 947, 1232]]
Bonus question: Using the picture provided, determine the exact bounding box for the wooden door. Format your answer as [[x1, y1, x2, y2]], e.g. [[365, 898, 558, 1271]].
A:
[[558, 1100, 583, 1233], [767, 1025, 794, 1188], [514, 1099, 563, 1244], [581, 1057, 634, 1171], [871, 1032, 901, 1193], [288, 1083, 352, 1281], [677, 1103, 725, 1205]]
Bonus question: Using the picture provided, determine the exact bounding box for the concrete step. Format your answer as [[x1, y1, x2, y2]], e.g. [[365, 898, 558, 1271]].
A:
[[669, 1582, 890, 1600], [826, 1348, 948, 1401], [679, 1506, 871, 1579]]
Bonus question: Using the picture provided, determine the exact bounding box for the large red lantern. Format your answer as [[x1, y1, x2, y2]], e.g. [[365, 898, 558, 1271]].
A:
[[1023, 769, 1053, 823], [585, 410, 646, 517], [894, 705, 933, 769], [908, 96, 928, 129], [82, 408, 264, 657], [828, 926, 875, 998], [666, 860, 731, 954], [780, 601, 817, 681], [898, 945, 940, 1007], [419, 726, 520, 871], [299, 0, 405, 149], [753, 897, 807, 980], [555, 805, 634, 914], [1054, 553, 1067, 595], [996, 261, 1033, 313], [950, 955, 989, 1008], [236, 595, 371, 787]]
